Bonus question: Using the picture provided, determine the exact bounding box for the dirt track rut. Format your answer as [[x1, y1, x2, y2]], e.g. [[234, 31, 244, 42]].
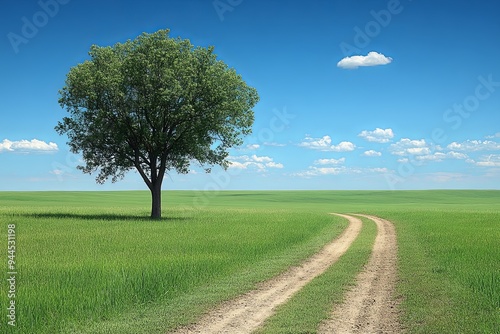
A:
[[319, 214, 401, 334], [171, 213, 362, 334]]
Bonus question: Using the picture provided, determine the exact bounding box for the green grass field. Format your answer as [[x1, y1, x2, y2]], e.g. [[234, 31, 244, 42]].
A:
[[0, 190, 499, 333]]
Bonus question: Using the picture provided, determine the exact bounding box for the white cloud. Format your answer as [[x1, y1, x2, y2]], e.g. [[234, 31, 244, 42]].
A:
[[485, 132, 500, 139], [447, 151, 468, 159], [228, 155, 283, 172], [314, 158, 345, 165], [293, 165, 392, 178], [406, 147, 431, 155], [228, 161, 252, 169], [337, 51, 393, 69], [228, 155, 252, 162], [299, 135, 356, 152], [415, 151, 468, 162], [476, 161, 500, 167], [468, 154, 500, 167], [358, 128, 394, 143], [391, 139, 471, 162], [266, 162, 284, 169], [50, 169, 65, 176], [263, 142, 286, 147], [390, 138, 431, 156], [299, 135, 331, 150], [333, 141, 356, 152], [447, 140, 500, 152], [363, 150, 382, 157], [398, 138, 427, 147], [293, 166, 347, 177], [0, 139, 58, 153], [245, 144, 260, 150], [0, 140, 12, 152], [49, 168, 79, 180], [313, 167, 346, 175], [251, 155, 272, 163], [368, 167, 390, 173]]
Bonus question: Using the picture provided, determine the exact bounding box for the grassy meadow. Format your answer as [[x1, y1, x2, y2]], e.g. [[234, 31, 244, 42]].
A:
[[0, 190, 499, 333]]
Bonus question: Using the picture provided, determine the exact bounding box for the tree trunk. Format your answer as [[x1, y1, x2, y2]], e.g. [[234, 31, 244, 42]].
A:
[[150, 183, 162, 219]]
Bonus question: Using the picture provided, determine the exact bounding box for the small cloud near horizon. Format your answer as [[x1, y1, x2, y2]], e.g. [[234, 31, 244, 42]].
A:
[[485, 132, 500, 139], [228, 154, 284, 172], [299, 135, 356, 152]]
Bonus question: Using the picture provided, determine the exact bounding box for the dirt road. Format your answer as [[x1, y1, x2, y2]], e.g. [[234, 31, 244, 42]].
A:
[[318, 214, 401, 334], [172, 213, 362, 334], [171, 214, 401, 334]]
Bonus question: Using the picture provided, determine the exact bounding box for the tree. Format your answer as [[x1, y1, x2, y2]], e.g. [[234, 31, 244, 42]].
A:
[[56, 29, 259, 219]]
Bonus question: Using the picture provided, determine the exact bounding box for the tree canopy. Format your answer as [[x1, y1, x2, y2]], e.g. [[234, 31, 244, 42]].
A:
[[56, 29, 259, 218]]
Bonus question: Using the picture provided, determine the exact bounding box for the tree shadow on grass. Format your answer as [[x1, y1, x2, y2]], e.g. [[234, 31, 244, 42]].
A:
[[18, 212, 192, 222]]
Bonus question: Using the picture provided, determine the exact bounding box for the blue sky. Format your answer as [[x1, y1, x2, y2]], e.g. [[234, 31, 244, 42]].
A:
[[1, 0, 500, 191]]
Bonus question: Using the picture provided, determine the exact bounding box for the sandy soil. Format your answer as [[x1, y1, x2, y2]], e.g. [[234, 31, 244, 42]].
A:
[[318, 214, 402, 334], [171, 213, 363, 334]]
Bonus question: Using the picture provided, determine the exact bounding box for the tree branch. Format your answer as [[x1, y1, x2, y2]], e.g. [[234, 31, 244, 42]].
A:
[[133, 150, 152, 190]]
